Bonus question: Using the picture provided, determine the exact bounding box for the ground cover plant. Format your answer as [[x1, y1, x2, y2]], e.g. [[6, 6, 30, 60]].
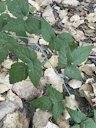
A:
[[0, 0, 96, 127]]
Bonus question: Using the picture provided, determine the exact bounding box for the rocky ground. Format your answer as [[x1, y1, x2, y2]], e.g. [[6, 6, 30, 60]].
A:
[[0, 0, 96, 128]]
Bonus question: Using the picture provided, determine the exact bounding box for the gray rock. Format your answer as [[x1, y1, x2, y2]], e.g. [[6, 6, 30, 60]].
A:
[[0, 100, 17, 120]]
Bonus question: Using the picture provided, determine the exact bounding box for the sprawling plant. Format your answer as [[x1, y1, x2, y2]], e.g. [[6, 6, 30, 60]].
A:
[[0, 0, 94, 122]]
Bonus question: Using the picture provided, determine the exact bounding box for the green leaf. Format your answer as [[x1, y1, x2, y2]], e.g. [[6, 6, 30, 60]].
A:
[[49, 32, 77, 51], [25, 17, 41, 35], [0, 2, 6, 13], [52, 102, 64, 120], [58, 46, 67, 68], [31, 96, 52, 110], [28, 59, 42, 87], [58, 32, 77, 50], [71, 125, 80, 128], [64, 65, 82, 80], [81, 118, 96, 128], [67, 108, 86, 123], [41, 18, 56, 42], [9, 62, 28, 84], [0, 46, 8, 64], [0, 14, 11, 31], [72, 45, 93, 65], [46, 85, 63, 102], [46, 85, 64, 120], [3, 18, 25, 33], [93, 109, 96, 122], [6, 0, 29, 17]]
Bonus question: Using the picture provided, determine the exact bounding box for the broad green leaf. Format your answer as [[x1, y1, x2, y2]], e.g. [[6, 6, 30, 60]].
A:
[[31, 96, 52, 110], [58, 46, 67, 68], [67, 108, 86, 123], [93, 109, 96, 122], [0, 46, 8, 64], [3, 18, 25, 33], [52, 102, 64, 120], [58, 32, 77, 50], [46, 85, 63, 103], [25, 17, 41, 35], [46, 85, 64, 120], [6, 0, 29, 17], [81, 118, 96, 128], [0, 2, 6, 13], [71, 125, 80, 128], [9, 43, 37, 64], [28, 59, 42, 86], [72, 45, 93, 65], [41, 18, 56, 42], [9, 62, 28, 84], [64, 65, 82, 80], [49, 32, 77, 51], [0, 14, 11, 31]]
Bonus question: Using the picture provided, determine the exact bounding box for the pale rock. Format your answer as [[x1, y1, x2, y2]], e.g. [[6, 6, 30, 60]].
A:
[[65, 95, 78, 110], [33, 110, 52, 128], [0, 84, 9, 94], [68, 79, 82, 89], [44, 68, 64, 92], [53, 0, 62, 3], [44, 55, 58, 68], [0, 95, 5, 101], [2, 58, 14, 70], [12, 79, 40, 100], [28, 0, 40, 11], [72, 30, 85, 42], [44, 121, 59, 128], [0, 73, 12, 90], [6, 90, 23, 109], [70, 14, 84, 28], [39, 39, 49, 45], [70, 14, 80, 22], [28, 34, 39, 44], [86, 13, 96, 23], [62, 0, 79, 6], [3, 111, 30, 128], [0, 100, 17, 120], [62, 16, 68, 24], [43, 6, 56, 25], [80, 64, 96, 76], [57, 116, 69, 128], [59, 10, 68, 19], [36, 0, 52, 7]]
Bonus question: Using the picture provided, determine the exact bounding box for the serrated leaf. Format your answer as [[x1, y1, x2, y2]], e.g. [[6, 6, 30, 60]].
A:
[[28, 59, 42, 86], [71, 125, 80, 128], [0, 14, 11, 31], [25, 17, 41, 35], [93, 109, 96, 122], [67, 108, 86, 123], [46, 85, 63, 102], [72, 45, 93, 65], [41, 18, 56, 42], [0, 46, 8, 64], [31, 96, 52, 110], [58, 46, 67, 68], [9, 62, 28, 84], [81, 118, 96, 128], [6, 0, 29, 17], [3, 18, 25, 33], [49, 32, 77, 51], [64, 65, 82, 80], [46, 85, 64, 120], [0, 2, 6, 13], [52, 102, 64, 120]]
